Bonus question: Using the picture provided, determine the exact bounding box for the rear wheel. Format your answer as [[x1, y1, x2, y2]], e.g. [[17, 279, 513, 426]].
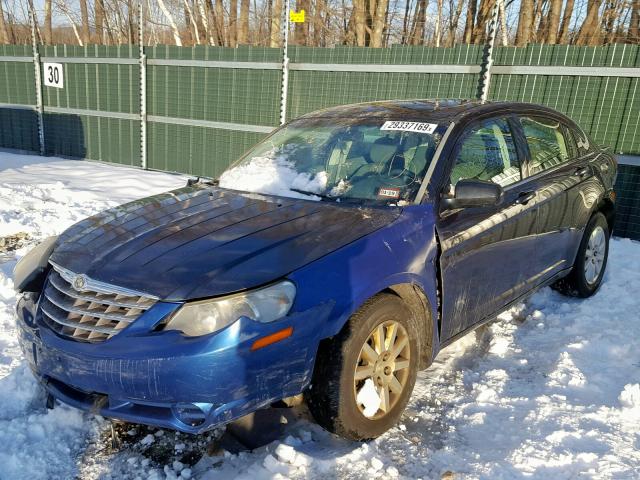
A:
[[307, 294, 419, 440], [554, 212, 609, 297]]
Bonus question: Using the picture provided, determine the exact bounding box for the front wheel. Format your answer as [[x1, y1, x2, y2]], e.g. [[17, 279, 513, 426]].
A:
[[306, 294, 419, 441], [554, 212, 609, 297]]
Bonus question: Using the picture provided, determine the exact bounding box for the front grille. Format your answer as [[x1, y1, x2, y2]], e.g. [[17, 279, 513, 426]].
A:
[[39, 263, 157, 342]]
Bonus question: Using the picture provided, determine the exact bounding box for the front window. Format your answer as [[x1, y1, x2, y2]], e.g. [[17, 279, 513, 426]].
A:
[[219, 118, 443, 204], [450, 117, 521, 188]]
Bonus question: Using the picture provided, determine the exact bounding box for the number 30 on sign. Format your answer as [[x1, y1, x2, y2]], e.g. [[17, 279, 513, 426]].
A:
[[43, 62, 64, 88]]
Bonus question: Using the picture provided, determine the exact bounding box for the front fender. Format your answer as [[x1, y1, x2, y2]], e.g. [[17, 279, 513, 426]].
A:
[[287, 205, 439, 342]]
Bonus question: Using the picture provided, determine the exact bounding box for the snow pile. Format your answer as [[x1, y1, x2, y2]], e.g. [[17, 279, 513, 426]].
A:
[[219, 149, 328, 200], [1, 151, 640, 479], [357, 378, 382, 417], [0, 152, 186, 479], [619, 383, 640, 421]]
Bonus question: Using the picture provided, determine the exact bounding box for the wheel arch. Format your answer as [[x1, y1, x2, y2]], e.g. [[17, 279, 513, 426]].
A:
[[384, 283, 435, 370], [320, 281, 437, 371], [596, 195, 615, 235]]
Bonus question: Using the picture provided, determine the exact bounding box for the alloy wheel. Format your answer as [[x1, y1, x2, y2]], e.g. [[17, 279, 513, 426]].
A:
[[353, 320, 411, 419], [584, 225, 606, 285]]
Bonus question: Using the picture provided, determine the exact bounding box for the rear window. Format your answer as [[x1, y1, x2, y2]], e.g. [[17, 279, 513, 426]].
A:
[[521, 116, 574, 175]]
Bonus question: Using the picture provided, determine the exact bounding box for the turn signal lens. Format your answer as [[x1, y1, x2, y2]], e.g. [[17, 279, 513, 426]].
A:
[[251, 327, 294, 351]]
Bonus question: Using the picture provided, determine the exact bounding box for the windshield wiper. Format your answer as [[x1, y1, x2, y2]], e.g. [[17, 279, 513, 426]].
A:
[[289, 188, 335, 201]]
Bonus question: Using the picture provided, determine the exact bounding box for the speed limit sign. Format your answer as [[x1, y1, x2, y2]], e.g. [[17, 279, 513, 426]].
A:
[[43, 62, 64, 88]]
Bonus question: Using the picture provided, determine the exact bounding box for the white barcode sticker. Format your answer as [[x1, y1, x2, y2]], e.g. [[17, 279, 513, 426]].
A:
[[380, 121, 438, 133], [381, 121, 437, 134]]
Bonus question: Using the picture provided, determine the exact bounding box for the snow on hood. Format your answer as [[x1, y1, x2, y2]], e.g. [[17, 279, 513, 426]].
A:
[[219, 149, 328, 200]]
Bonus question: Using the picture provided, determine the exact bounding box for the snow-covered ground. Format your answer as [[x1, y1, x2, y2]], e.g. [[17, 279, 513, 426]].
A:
[[1, 150, 639, 480]]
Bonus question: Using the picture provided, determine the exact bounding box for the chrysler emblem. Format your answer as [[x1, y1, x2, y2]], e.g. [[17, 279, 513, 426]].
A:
[[72, 274, 88, 291]]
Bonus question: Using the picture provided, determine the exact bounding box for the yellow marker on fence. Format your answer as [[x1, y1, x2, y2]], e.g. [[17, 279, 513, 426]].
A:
[[290, 10, 305, 23]]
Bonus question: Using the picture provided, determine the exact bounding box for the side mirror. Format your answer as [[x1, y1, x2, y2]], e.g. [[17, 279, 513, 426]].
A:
[[441, 179, 503, 209]]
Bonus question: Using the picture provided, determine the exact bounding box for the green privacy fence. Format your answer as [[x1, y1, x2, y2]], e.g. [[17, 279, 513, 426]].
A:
[[2, 43, 640, 173], [615, 160, 640, 241], [1, 43, 640, 239], [145, 45, 281, 178]]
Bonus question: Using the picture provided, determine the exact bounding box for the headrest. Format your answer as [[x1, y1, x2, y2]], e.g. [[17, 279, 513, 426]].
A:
[[370, 137, 398, 164]]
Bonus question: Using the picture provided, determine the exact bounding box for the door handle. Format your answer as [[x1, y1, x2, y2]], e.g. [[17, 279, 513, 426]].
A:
[[515, 191, 536, 205], [574, 166, 590, 177]]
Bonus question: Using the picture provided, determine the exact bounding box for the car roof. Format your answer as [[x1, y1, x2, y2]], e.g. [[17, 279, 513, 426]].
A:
[[297, 99, 564, 125]]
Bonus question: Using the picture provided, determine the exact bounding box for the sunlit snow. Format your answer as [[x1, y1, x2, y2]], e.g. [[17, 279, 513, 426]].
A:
[[1, 151, 639, 479], [356, 378, 382, 418], [219, 150, 328, 200]]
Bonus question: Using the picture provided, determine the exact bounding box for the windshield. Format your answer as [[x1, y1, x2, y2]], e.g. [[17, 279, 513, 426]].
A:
[[219, 117, 443, 204]]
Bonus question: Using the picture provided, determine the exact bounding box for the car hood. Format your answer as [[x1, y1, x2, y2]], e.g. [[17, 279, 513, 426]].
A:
[[50, 185, 400, 301]]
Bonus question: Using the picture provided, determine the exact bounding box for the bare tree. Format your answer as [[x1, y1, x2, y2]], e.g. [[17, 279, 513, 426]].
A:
[[55, 0, 84, 44], [471, 0, 494, 44], [294, 0, 308, 44], [213, 0, 226, 45], [434, 0, 443, 46], [353, 0, 366, 45], [370, 0, 389, 47], [157, 0, 183, 44], [0, 0, 9, 44], [499, 0, 508, 45], [94, 0, 105, 43], [44, 0, 52, 43], [546, 0, 563, 43], [269, 0, 282, 46], [515, 0, 533, 45], [79, 0, 89, 44], [229, 0, 237, 45], [579, 1, 598, 45], [577, 0, 603, 45], [631, 0, 640, 42], [558, 0, 575, 43], [184, 0, 201, 44], [463, 0, 477, 43], [532, 0, 545, 42], [4, 0, 639, 48], [313, 0, 325, 46], [410, 0, 427, 45], [238, 0, 249, 43], [447, 0, 465, 46]]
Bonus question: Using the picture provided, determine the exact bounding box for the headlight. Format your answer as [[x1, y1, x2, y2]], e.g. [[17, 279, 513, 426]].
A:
[[163, 281, 296, 337]]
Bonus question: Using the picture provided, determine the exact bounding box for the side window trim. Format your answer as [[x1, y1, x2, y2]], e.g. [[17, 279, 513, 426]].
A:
[[507, 114, 530, 179]]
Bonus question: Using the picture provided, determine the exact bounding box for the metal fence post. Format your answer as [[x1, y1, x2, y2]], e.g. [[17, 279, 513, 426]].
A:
[[279, 0, 291, 126], [29, 5, 45, 155], [139, 0, 148, 169], [478, 0, 500, 103]]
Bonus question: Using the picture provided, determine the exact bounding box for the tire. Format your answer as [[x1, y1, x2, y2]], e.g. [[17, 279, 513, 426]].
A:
[[306, 293, 419, 441], [554, 212, 609, 298]]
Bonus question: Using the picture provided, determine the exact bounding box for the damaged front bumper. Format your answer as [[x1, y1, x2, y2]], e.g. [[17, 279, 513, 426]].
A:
[[16, 293, 330, 434]]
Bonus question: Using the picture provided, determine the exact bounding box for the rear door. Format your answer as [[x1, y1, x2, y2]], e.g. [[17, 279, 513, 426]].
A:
[[436, 115, 540, 341], [516, 114, 597, 283]]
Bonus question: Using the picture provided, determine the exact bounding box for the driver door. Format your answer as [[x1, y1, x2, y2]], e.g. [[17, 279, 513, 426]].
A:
[[436, 116, 540, 341]]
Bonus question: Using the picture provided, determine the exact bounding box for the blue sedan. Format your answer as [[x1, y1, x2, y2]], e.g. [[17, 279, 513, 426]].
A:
[[14, 99, 616, 440]]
